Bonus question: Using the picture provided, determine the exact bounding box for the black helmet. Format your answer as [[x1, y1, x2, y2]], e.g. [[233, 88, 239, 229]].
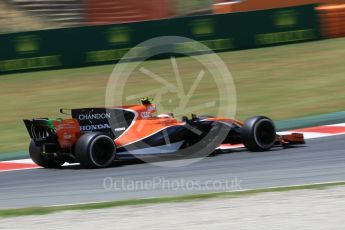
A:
[[140, 97, 153, 105]]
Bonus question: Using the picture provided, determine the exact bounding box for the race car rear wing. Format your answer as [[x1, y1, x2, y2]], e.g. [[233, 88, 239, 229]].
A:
[[23, 118, 59, 144]]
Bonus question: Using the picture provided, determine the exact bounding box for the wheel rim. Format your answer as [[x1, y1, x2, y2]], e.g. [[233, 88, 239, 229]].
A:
[[254, 119, 276, 149], [90, 136, 115, 167]]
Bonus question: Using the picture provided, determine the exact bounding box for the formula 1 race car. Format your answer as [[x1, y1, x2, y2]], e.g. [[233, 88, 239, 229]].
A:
[[24, 100, 305, 168]]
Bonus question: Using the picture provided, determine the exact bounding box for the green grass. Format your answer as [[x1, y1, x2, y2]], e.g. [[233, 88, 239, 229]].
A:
[[1, 181, 344, 218], [1, 37, 345, 153]]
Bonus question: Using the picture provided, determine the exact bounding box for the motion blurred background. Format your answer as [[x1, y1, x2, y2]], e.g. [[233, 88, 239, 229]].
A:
[[0, 0, 345, 153], [0, 0, 344, 34]]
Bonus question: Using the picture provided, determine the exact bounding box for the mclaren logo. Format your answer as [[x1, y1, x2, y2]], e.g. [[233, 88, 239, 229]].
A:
[[81, 124, 111, 131], [191, 19, 215, 37], [106, 27, 131, 45], [14, 35, 40, 54], [274, 10, 298, 28]]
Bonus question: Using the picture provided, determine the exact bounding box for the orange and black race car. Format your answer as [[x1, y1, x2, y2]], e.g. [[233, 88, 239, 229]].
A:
[[24, 100, 305, 168]]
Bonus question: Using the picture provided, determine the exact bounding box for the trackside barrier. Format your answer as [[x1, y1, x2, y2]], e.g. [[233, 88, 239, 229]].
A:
[[317, 4, 345, 38], [0, 4, 320, 75]]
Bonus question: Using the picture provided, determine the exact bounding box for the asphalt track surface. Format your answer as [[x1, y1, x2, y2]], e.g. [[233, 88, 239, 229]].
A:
[[1, 135, 345, 209]]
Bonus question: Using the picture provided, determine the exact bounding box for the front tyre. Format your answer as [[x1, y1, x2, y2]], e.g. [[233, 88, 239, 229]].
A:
[[29, 140, 65, 168], [241, 116, 276, 152], [75, 133, 116, 168]]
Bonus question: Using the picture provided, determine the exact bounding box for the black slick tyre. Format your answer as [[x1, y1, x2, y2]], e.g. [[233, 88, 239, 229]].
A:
[[75, 132, 116, 168], [29, 140, 65, 168], [241, 116, 276, 152]]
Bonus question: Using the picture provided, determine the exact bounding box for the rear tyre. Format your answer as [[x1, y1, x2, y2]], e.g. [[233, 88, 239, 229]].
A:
[[75, 132, 116, 168], [241, 116, 276, 152], [29, 140, 65, 168]]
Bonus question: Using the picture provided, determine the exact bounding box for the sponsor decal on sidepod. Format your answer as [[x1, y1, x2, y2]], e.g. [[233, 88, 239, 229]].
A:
[[78, 113, 111, 121], [80, 124, 111, 131]]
